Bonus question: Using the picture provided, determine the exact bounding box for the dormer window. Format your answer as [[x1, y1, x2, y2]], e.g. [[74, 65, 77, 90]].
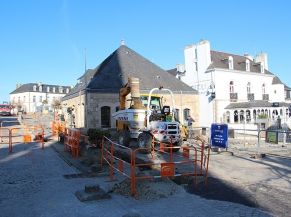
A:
[[260, 63, 264, 73], [39, 85, 42, 92], [53, 87, 56, 93], [47, 86, 50, 92], [228, 56, 233, 70], [246, 59, 250, 72], [59, 87, 63, 93], [66, 88, 69, 93], [33, 85, 37, 91]]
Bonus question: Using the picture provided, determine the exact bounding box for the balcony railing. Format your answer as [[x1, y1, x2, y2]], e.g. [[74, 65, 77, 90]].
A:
[[262, 94, 269, 101], [247, 93, 254, 101], [230, 93, 238, 101]]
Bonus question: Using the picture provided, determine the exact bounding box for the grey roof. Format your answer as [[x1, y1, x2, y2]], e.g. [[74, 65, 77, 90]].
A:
[[208, 50, 272, 75], [84, 45, 196, 94], [86, 45, 196, 93], [63, 68, 98, 100], [10, 83, 71, 94], [167, 68, 178, 77], [208, 50, 291, 89], [272, 76, 283, 85], [225, 100, 291, 109]]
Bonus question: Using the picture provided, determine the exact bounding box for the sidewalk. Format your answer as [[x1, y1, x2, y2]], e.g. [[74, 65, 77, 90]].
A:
[[0, 140, 271, 217]]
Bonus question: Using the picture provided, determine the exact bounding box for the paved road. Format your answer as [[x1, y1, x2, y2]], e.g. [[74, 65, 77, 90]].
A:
[[0, 140, 271, 217], [0, 116, 20, 127]]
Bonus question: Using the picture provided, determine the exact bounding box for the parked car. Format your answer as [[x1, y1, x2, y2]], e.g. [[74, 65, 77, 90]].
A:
[[0, 104, 12, 116]]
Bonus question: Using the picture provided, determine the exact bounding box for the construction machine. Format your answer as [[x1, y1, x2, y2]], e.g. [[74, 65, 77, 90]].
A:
[[112, 77, 182, 152]]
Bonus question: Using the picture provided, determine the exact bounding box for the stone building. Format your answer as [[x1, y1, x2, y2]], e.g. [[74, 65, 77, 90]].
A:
[[62, 45, 198, 129]]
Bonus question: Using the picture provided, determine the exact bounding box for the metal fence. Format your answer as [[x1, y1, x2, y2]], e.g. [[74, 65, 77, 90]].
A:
[[188, 126, 291, 156]]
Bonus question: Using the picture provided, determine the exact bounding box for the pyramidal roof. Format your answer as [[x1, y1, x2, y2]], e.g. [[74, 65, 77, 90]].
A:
[[86, 45, 195, 93]]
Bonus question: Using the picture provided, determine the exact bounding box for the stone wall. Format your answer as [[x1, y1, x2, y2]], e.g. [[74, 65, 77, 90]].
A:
[[63, 91, 199, 129]]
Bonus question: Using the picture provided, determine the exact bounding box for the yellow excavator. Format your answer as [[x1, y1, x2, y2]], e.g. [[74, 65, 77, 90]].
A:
[[113, 77, 184, 152]]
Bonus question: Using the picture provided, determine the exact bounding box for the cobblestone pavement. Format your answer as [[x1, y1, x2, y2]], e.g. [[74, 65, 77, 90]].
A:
[[207, 150, 291, 217], [0, 140, 271, 217]]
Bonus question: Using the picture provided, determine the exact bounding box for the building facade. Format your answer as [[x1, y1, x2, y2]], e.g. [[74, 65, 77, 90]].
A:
[[10, 83, 71, 113], [62, 45, 199, 129], [174, 40, 291, 128]]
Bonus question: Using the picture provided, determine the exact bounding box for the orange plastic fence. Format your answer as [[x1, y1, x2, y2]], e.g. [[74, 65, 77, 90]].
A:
[[64, 128, 81, 158], [0, 126, 45, 153], [101, 136, 210, 197], [51, 121, 66, 136]]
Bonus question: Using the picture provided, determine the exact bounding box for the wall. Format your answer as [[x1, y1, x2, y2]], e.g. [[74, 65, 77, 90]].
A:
[[10, 92, 66, 113], [63, 91, 199, 129]]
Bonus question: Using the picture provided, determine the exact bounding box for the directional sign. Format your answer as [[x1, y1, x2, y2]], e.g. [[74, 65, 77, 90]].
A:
[[211, 124, 228, 148]]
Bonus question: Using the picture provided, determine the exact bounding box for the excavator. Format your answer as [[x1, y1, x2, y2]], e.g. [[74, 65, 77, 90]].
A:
[[112, 77, 184, 152]]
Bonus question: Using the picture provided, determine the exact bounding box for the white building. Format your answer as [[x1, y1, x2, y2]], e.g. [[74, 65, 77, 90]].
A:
[[10, 83, 71, 113], [173, 40, 291, 128]]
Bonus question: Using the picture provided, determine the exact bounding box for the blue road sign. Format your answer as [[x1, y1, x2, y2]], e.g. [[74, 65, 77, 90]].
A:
[[211, 123, 228, 148]]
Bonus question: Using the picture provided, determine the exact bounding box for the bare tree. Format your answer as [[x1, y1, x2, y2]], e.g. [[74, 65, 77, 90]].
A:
[[51, 99, 62, 110]]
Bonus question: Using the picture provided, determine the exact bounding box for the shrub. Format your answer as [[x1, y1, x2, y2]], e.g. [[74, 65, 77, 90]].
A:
[[257, 114, 268, 119], [87, 128, 110, 147]]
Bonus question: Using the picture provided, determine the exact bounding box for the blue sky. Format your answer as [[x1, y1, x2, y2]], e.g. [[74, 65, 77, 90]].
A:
[[1, 0, 290, 102]]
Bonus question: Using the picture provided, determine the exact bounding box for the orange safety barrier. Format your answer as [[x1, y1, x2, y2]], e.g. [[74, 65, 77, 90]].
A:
[[0, 126, 45, 153], [51, 121, 66, 136], [64, 128, 81, 158], [100, 136, 210, 197]]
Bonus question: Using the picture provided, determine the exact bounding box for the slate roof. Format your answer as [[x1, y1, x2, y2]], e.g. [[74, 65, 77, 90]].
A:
[[167, 68, 178, 77], [10, 83, 71, 94], [208, 51, 272, 75], [207, 50, 290, 89], [64, 45, 196, 100], [225, 100, 291, 109], [63, 68, 98, 100]]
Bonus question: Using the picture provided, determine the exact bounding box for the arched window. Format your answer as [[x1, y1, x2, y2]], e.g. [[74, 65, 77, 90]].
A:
[[234, 110, 238, 123], [262, 83, 266, 94], [246, 110, 251, 123], [239, 110, 245, 122], [226, 111, 230, 123], [33, 96, 36, 103], [101, 106, 111, 128], [247, 82, 251, 94], [183, 108, 190, 122], [253, 109, 257, 120], [229, 81, 234, 93]]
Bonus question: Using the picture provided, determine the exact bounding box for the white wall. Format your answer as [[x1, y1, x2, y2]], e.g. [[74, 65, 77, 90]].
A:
[[182, 40, 287, 127], [10, 92, 66, 113]]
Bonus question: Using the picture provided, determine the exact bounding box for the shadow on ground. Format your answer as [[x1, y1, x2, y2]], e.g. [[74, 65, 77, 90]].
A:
[[178, 177, 257, 208]]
